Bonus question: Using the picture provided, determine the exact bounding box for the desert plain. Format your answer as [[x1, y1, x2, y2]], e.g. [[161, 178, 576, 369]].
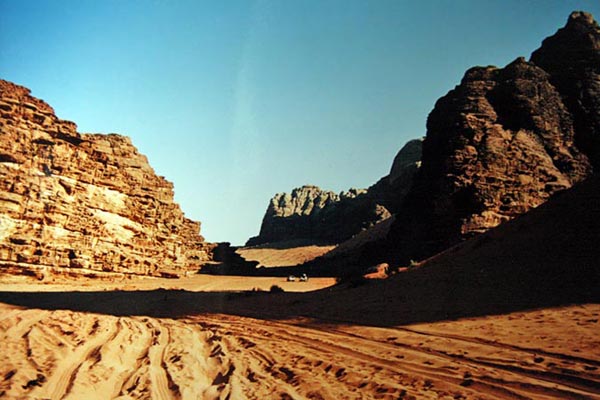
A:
[[1, 249, 599, 400], [1, 7, 600, 400]]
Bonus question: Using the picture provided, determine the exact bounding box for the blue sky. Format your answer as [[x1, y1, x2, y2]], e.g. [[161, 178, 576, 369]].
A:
[[1, 1, 599, 245]]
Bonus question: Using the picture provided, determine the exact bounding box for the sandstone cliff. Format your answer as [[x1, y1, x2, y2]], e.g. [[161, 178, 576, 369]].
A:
[[362, 11, 598, 268], [247, 139, 422, 246], [0, 79, 213, 277]]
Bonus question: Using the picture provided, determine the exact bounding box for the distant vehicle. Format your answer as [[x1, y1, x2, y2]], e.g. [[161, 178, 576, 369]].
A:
[[299, 274, 308, 282], [287, 275, 296, 282]]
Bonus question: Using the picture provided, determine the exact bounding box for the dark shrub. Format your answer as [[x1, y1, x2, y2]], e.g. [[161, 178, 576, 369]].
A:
[[270, 285, 285, 293]]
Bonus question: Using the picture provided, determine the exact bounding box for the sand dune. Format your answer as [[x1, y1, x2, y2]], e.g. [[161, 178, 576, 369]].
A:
[[1, 301, 599, 399]]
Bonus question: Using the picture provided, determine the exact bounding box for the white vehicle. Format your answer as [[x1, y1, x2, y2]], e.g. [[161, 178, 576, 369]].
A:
[[299, 274, 308, 282], [287, 275, 296, 282]]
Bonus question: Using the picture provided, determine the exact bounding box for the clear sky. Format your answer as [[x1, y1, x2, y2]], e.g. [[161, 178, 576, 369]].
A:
[[1, 1, 599, 245]]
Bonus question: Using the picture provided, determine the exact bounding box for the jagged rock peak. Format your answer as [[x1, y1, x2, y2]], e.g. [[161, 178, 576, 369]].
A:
[[0, 79, 79, 143], [0, 79, 57, 116], [0, 79, 214, 277], [340, 188, 367, 199], [532, 11, 600, 62], [530, 10, 600, 167], [567, 11, 598, 29], [461, 66, 499, 83], [247, 181, 388, 246]]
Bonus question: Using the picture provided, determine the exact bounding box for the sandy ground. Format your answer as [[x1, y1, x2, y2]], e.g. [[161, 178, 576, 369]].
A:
[[0, 272, 335, 293], [1, 298, 598, 399], [237, 244, 335, 267]]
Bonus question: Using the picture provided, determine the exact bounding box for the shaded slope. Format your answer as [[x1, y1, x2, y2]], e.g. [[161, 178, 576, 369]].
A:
[[303, 175, 600, 326]]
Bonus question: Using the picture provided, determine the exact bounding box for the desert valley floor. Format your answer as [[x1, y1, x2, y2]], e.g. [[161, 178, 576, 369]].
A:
[[0, 273, 599, 400], [2, 9, 600, 400]]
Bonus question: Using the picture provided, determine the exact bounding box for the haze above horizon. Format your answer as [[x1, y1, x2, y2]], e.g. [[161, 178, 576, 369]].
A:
[[1, 0, 599, 245]]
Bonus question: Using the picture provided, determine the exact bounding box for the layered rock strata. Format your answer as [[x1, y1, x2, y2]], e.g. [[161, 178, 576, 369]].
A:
[[247, 139, 422, 246], [0, 79, 213, 277]]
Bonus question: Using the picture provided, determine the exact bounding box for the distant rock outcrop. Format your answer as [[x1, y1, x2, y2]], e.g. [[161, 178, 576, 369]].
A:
[[362, 11, 598, 268], [247, 139, 422, 246], [246, 185, 383, 246], [0, 79, 214, 277]]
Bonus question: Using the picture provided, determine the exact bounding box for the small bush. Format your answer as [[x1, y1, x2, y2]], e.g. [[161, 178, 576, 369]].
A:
[[270, 285, 285, 293]]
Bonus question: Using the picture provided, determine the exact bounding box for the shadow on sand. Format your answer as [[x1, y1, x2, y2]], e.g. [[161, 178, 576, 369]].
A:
[[0, 266, 597, 326], [1, 177, 599, 327]]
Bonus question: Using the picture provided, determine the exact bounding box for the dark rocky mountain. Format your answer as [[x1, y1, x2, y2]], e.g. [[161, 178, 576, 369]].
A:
[[246, 139, 422, 246], [359, 11, 599, 269], [0, 79, 214, 277], [286, 11, 599, 277]]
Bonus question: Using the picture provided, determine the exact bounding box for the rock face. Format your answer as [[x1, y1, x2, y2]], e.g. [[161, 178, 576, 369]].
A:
[[0, 79, 213, 277], [247, 139, 422, 246], [246, 185, 384, 246], [364, 11, 598, 267], [531, 11, 600, 168]]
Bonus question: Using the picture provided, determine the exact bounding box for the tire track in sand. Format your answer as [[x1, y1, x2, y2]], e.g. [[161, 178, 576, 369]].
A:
[[201, 314, 600, 400], [35, 317, 118, 400], [146, 320, 178, 400]]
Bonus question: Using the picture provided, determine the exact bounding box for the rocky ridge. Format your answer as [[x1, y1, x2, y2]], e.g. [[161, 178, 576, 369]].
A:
[[247, 139, 422, 246], [0, 79, 214, 277]]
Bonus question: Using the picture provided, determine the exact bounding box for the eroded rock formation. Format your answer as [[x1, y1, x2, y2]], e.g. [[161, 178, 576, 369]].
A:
[[247, 139, 422, 246], [246, 185, 381, 246], [0, 79, 214, 277], [365, 11, 598, 268]]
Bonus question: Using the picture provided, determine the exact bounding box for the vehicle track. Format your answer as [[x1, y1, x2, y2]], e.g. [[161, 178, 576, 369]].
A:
[[1, 303, 599, 399], [198, 314, 600, 399]]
